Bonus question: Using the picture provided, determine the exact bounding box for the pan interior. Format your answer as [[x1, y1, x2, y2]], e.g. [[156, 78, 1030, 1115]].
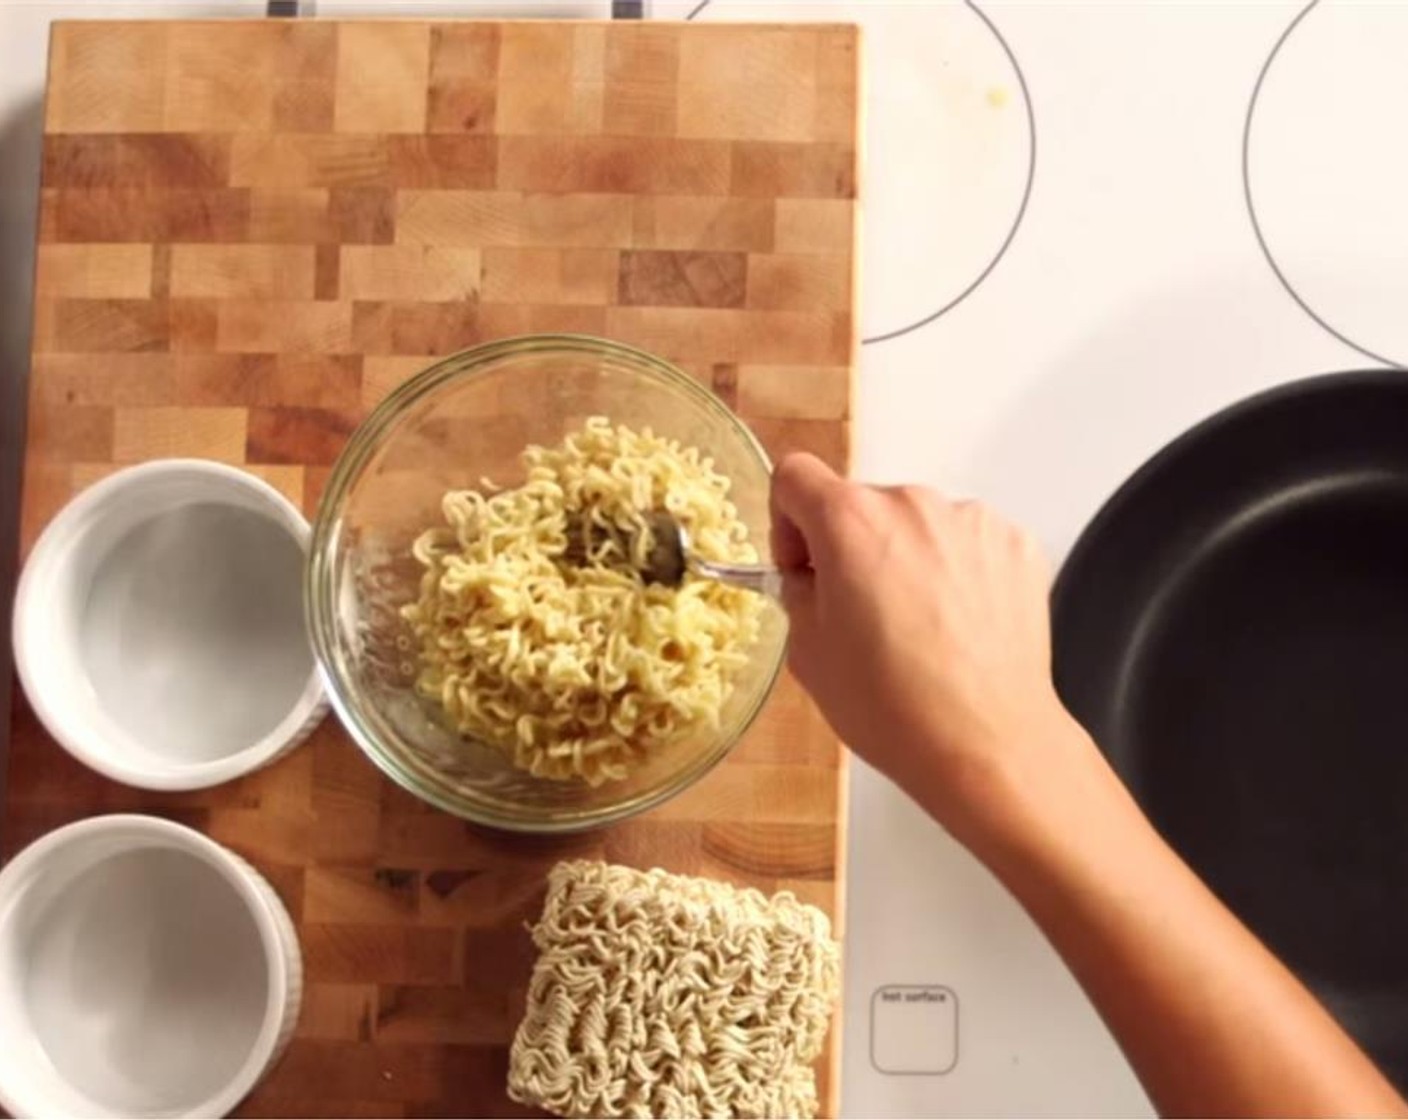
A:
[[1053, 371, 1408, 1087]]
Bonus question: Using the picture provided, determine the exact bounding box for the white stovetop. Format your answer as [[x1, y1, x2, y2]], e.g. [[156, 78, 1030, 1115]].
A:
[[2, 1, 1402, 1116]]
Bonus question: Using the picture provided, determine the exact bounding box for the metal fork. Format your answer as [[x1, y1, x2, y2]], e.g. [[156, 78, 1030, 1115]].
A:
[[563, 510, 783, 600]]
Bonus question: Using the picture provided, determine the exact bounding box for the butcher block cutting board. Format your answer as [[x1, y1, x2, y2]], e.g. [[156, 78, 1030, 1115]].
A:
[[8, 17, 859, 1118]]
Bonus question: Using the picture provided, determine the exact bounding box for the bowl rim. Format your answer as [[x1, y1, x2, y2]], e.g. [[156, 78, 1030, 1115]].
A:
[[11, 458, 327, 791], [0, 814, 297, 1119], [305, 332, 785, 833]]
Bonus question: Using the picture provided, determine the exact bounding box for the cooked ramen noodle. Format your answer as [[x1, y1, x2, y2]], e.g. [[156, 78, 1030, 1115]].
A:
[[402, 418, 764, 785]]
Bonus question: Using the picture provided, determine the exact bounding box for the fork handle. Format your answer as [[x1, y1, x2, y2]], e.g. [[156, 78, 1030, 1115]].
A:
[[691, 558, 784, 600]]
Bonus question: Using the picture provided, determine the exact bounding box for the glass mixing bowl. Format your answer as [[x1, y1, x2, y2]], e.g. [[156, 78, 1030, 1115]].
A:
[[306, 334, 786, 832]]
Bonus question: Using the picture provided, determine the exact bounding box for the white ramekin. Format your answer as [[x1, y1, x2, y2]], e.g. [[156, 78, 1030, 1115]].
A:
[[13, 459, 326, 789], [0, 815, 302, 1118]]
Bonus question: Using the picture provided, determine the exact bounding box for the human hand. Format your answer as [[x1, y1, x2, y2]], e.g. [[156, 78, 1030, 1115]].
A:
[[770, 453, 1109, 855], [774, 456, 1408, 1119]]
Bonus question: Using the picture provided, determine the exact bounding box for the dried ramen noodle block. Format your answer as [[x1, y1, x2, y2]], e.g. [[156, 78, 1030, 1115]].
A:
[[508, 860, 841, 1120], [402, 418, 764, 786]]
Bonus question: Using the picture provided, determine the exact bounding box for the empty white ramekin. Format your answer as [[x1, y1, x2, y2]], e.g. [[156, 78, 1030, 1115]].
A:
[[0, 815, 302, 1118], [13, 459, 326, 789]]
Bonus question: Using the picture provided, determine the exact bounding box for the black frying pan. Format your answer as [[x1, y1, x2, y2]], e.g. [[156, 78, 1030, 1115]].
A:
[[1052, 370, 1408, 1088]]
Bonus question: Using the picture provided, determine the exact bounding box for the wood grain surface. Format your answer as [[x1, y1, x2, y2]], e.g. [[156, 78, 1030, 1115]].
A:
[[8, 18, 859, 1118]]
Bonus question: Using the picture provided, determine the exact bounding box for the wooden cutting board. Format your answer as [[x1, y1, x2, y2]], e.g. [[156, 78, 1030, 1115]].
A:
[[7, 17, 859, 1118]]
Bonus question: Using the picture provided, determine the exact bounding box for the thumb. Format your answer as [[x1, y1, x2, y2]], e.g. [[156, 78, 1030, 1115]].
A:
[[770, 452, 843, 571]]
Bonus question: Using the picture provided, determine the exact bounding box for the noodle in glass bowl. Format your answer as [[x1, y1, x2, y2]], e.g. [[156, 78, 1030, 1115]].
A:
[[306, 335, 786, 832]]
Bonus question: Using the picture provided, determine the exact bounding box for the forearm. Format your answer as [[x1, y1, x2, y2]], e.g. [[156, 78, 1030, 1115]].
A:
[[928, 723, 1406, 1118]]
